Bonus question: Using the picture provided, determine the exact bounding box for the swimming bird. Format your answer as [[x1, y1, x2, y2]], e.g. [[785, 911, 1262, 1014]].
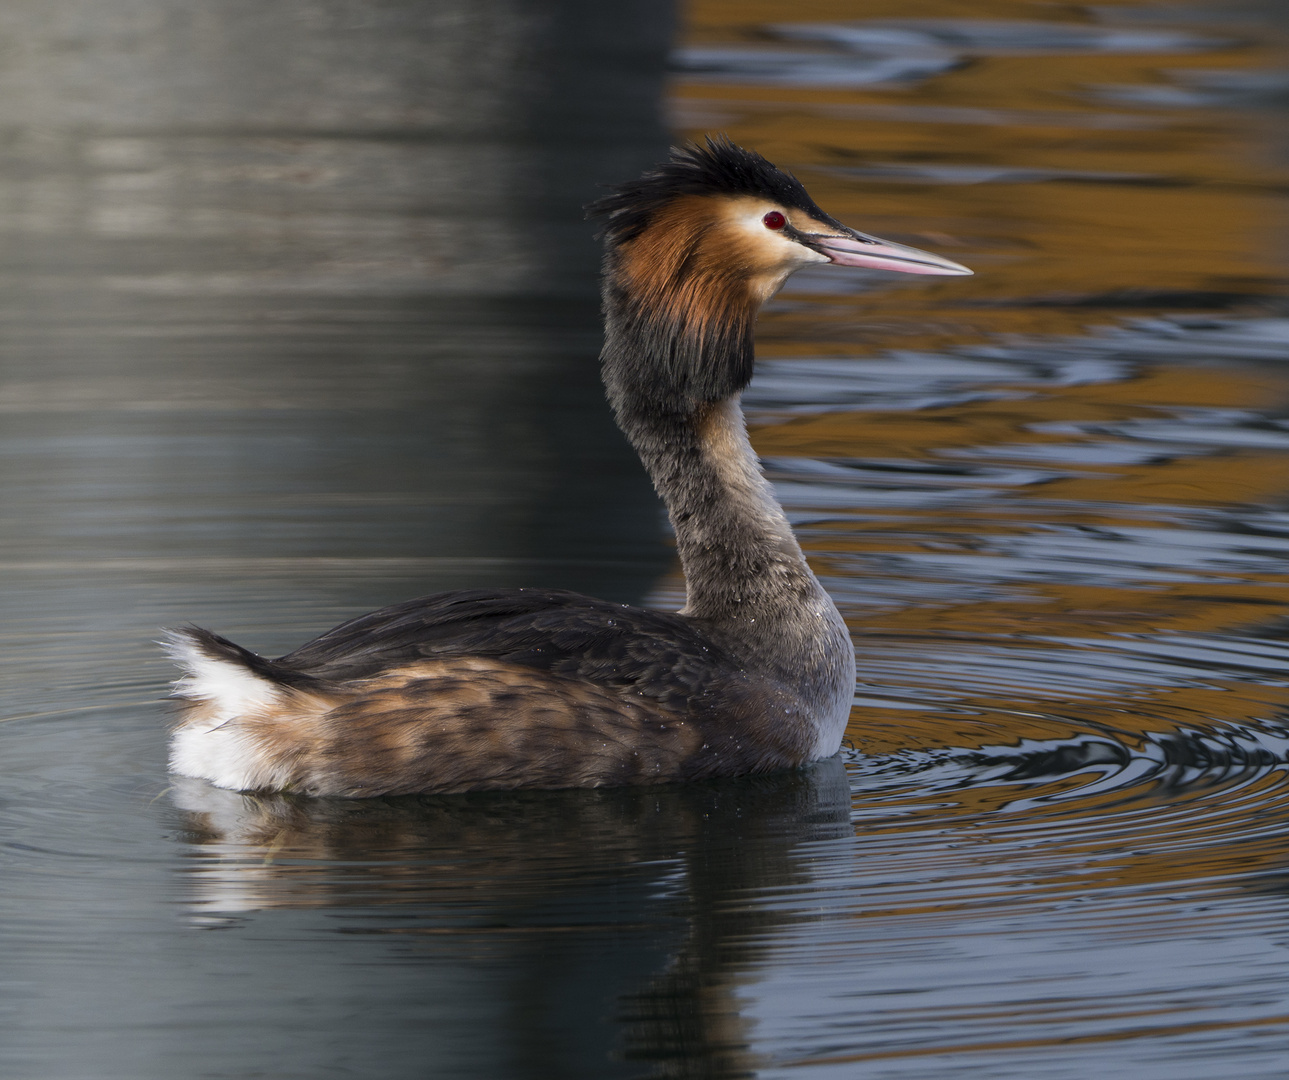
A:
[[164, 137, 971, 797]]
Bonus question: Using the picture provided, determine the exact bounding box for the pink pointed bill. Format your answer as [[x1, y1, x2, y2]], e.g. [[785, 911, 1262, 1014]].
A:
[[815, 233, 972, 276]]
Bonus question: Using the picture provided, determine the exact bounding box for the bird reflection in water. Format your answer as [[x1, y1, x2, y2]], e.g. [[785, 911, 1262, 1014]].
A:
[[171, 758, 853, 1076]]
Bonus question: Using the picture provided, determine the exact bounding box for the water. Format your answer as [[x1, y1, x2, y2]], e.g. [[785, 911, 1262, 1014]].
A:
[[3, 0, 1289, 1076]]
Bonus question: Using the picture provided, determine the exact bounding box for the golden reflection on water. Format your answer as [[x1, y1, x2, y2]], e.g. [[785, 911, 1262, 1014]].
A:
[[670, 0, 1289, 775]]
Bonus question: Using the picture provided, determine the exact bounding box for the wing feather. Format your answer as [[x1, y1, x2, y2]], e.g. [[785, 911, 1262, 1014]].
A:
[[275, 587, 740, 708]]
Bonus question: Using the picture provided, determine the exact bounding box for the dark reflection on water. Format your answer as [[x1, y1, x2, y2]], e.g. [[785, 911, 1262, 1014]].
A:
[[0, 0, 677, 612], [164, 763, 852, 1079], [7, 0, 1289, 1077]]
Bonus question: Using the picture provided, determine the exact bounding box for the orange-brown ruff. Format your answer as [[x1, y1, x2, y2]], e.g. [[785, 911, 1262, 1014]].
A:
[[165, 137, 971, 797]]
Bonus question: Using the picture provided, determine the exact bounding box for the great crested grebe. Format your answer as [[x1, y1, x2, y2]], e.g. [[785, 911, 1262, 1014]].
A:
[[164, 137, 971, 797]]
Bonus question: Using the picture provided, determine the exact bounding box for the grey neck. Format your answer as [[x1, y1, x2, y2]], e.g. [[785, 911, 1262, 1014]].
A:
[[600, 300, 838, 668], [641, 397, 819, 621]]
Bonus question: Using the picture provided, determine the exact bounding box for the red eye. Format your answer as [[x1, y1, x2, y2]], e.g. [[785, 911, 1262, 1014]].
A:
[[762, 211, 786, 230]]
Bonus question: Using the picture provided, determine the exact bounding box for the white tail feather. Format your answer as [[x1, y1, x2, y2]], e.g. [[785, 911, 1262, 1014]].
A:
[[161, 629, 281, 728], [161, 629, 290, 791]]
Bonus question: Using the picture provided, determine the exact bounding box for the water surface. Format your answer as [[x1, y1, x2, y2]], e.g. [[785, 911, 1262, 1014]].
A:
[[4, 0, 1289, 1077]]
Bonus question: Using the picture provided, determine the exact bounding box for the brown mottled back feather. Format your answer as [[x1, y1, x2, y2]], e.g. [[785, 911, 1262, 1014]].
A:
[[207, 652, 805, 797]]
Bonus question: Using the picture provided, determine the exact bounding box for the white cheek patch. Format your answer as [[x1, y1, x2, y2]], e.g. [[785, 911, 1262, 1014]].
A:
[[726, 204, 829, 270]]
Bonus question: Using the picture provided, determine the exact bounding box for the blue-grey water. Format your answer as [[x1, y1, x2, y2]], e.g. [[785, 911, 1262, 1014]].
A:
[[4, 0, 1289, 1077]]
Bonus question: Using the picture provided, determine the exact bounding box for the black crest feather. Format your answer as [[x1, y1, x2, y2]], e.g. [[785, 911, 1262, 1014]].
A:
[[587, 135, 842, 245]]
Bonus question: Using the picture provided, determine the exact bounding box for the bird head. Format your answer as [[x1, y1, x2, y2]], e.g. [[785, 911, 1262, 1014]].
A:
[[590, 136, 970, 316], [589, 137, 971, 409]]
